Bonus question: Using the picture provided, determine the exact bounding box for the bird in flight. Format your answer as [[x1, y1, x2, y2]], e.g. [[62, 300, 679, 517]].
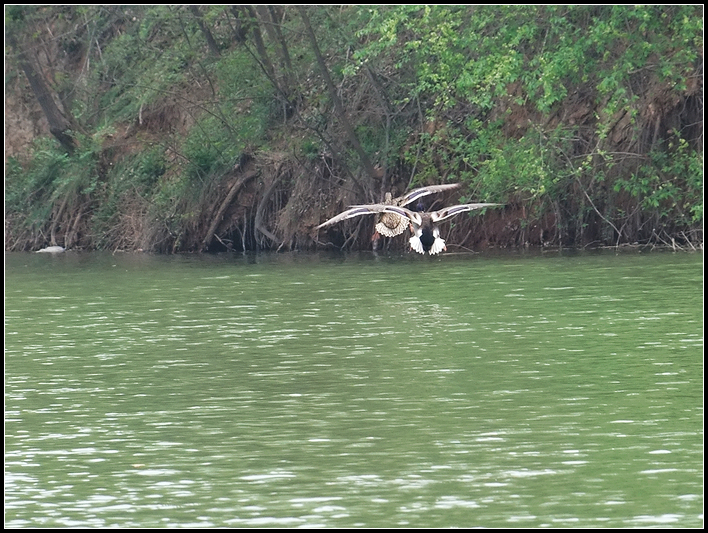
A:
[[317, 201, 502, 255]]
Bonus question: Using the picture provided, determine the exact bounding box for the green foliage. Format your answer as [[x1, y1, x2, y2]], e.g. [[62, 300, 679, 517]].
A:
[[614, 133, 703, 224], [354, 5, 702, 121], [355, 4, 701, 244], [300, 138, 321, 161], [6, 134, 101, 200], [4, 131, 102, 247], [5, 5, 703, 250], [5, 139, 69, 226], [135, 147, 167, 188], [181, 109, 264, 185], [86, 6, 199, 125]]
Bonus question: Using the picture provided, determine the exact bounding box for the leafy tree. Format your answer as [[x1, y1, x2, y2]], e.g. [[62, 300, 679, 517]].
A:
[[5, 5, 702, 251]]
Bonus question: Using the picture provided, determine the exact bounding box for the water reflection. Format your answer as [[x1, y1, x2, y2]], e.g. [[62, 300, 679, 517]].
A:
[[5, 250, 703, 527]]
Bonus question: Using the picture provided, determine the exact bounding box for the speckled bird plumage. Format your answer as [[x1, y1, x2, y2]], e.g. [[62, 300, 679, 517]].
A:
[[374, 184, 462, 238], [374, 192, 409, 238]]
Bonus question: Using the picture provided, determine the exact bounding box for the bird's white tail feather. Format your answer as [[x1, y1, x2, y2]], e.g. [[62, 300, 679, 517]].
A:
[[409, 236, 426, 254], [428, 238, 446, 255]]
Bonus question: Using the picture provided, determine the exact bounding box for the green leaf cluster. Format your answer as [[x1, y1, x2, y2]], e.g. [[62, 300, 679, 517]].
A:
[[615, 133, 703, 224], [355, 5, 702, 242]]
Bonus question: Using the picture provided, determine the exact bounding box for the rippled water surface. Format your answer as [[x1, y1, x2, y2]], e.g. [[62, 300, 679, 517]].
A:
[[5, 249, 703, 528]]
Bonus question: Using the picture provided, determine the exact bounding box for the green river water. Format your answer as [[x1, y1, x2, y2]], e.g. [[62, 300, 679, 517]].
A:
[[5, 249, 703, 528]]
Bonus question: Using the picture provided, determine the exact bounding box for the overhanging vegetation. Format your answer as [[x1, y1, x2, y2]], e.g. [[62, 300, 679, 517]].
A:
[[5, 5, 703, 252]]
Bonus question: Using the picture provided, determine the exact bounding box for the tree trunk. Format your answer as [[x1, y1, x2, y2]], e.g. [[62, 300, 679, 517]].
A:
[[256, 5, 294, 85], [7, 32, 78, 154], [201, 171, 259, 251], [238, 6, 279, 90], [254, 174, 284, 248], [188, 5, 221, 57], [297, 7, 379, 184]]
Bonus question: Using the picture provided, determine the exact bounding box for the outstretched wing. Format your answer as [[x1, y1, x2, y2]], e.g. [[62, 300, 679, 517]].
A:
[[316, 206, 381, 229], [430, 203, 503, 222], [347, 204, 422, 223], [318, 203, 424, 230], [395, 183, 461, 207]]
